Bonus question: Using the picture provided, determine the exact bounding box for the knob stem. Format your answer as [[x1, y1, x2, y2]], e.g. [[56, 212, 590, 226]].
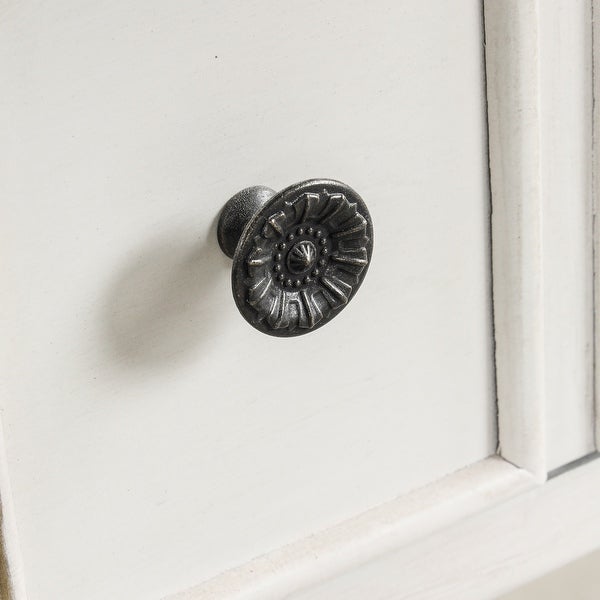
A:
[[217, 186, 276, 259]]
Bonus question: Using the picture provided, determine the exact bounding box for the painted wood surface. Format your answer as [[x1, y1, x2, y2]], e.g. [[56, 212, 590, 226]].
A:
[[174, 1, 600, 597], [0, 0, 596, 598], [485, 0, 595, 478], [166, 457, 535, 600], [286, 455, 600, 600], [0, 1, 494, 598], [498, 547, 600, 600], [594, 0, 600, 452], [537, 0, 594, 470]]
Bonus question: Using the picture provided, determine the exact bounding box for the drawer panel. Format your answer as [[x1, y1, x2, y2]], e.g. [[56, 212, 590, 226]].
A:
[[0, 1, 494, 599]]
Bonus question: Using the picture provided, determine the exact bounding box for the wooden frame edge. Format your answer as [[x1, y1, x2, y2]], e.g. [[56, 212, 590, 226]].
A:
[[164, 458, 535, 600], [484, 0, 547, 480], [594, 0, 600, 451], [282, 452, 600, 600]]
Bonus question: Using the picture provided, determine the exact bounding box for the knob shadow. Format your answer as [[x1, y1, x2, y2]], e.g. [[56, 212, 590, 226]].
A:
[[101, 219, 229, 370]]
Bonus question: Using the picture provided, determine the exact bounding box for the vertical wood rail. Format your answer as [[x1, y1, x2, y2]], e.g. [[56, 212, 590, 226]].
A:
[[484, 0, 547, 480], [594, 0, 600, 451]]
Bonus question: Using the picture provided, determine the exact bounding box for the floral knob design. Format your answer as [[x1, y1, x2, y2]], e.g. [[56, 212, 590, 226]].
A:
[[217, 179, 373, 337]]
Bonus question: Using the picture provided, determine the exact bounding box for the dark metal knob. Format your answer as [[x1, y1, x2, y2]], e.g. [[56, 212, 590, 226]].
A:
[[217, 179, 373, 337]]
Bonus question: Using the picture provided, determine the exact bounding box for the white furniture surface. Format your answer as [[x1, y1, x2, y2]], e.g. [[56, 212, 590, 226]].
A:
[[0, 1, 597, 599], [499, 546, 600, 600]]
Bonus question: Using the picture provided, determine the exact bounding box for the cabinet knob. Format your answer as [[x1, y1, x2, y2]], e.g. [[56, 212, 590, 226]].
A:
[[217, 179, 373, 337]]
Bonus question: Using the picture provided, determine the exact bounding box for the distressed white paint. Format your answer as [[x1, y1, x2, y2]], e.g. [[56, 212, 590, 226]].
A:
[[0, 0, 597, 598], [486, 0, 596, 476], [0, 1, 494, 599], [538, 0, 595, 470], [172, 2, 599, 597], [484, 0, 547, 479], [486, 0, 596, 478], [166, 457, 535, 600], [594, 0, 600, 451], [285, 455, 600, 600]]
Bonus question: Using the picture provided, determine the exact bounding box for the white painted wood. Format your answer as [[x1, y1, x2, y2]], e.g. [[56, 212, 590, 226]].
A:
[[486, 0, 596, 474], [484, 0, 596, 475], [498, 547, 600, 600], [594, 0, 600, 452], [165, 457, 536, 600], [284, 456, 600, 600], [0, 1, 495, 599], [484, 0, 546, 479], [0, 0, 596, 598], [538, 0, 595, 470], [167, 2, 597, 597]]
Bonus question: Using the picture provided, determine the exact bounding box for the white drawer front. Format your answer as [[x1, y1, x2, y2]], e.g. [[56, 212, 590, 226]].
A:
[[0, 1, 495, 599]]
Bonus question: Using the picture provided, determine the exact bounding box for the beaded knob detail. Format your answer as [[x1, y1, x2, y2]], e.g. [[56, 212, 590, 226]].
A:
[[217, 179, 373, 337]]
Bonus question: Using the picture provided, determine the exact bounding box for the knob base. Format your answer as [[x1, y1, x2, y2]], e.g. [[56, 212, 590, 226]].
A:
[[217, 186, 276, 259]]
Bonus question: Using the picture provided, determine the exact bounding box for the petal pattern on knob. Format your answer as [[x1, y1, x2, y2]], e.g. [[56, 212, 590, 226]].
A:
[[243, 187, 371, 334]]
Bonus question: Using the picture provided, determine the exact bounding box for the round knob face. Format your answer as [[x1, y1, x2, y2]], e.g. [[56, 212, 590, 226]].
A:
[[232, 179, 373, 337]]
